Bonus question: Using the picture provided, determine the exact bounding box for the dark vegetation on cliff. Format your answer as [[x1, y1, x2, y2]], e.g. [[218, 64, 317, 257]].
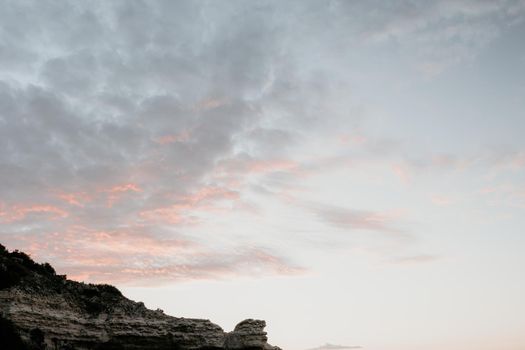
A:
[[0, 243, 56, 289], [0, 243, 126, 317]]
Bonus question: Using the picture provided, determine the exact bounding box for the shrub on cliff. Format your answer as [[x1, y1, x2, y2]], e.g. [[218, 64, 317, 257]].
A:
[[0, 243, 56, 290]]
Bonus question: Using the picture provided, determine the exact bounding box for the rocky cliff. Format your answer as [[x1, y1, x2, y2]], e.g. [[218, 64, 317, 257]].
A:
[[0, 243, 281, 350]]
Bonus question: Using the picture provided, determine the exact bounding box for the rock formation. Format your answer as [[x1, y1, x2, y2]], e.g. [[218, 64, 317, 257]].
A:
[[0, 243, 281, 350]]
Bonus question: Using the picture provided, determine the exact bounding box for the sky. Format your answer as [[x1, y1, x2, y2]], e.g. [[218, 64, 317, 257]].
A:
[[1, 1, 525, 349]]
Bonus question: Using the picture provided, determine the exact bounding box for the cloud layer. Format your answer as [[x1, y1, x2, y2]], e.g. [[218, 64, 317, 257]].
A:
[[1, 0, 524, 285]]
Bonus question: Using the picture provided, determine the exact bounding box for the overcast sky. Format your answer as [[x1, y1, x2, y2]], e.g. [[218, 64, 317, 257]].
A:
[[1, 1, 525, 350]]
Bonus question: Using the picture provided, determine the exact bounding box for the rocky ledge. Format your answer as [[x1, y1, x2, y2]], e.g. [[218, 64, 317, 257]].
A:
[[0, 243, 281, 350]]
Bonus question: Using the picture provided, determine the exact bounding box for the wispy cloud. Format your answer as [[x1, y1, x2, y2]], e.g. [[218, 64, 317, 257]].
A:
[[388, 254, 440, 265], [307, 343, 362, 350], [4, 227, 304, 286], [0, 203, 69, 223], [430, 195, 455, 207], [308, 204, 407, 237]]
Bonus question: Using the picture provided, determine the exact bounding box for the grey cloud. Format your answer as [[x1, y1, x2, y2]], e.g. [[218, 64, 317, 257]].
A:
[[308, 204, 406, 237], [241, 127, 297, 158], [332, 0, 525, 73]]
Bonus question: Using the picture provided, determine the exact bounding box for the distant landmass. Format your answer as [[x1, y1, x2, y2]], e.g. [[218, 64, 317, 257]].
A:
[[0, 243, 281, 350]]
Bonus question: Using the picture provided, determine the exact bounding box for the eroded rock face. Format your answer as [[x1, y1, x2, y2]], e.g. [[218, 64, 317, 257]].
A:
[[225, 319, 281, 350], [0, 244, 281, 350]]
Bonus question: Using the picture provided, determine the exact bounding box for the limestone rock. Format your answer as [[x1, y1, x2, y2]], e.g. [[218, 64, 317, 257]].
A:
[[225, 319, 282, 350]]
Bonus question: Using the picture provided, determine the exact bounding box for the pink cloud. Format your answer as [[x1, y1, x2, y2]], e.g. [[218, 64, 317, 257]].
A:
[[155, 130, 191, 145], [140, 186, 240, 224], [249, 249, 306, 275], [52, 183, 142, 209], [105, 183, 142, 193], [17, 226, 191, 256], [217, 156, 299, 175], [195, 97, 229, 111], [391, 163, 412, 183], [338, 133, 367, 145], [101, 183, 142, 207], [248, 159, 298, 173], [431, 195, 454, 206], [56, 191, 93, 207], [139, 205, 194, 225], [477, 183, 525, 208], [182, 186, 240, 203], [3, 228, 303, 286], [311, 204, 407, 236], [0, 203, 69, 223], [389, 254, 440, 265]]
